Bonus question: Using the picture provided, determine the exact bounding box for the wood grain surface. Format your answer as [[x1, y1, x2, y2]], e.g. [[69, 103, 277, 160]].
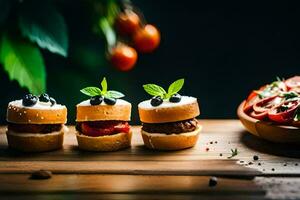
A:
[[0, 120, 299, 199]]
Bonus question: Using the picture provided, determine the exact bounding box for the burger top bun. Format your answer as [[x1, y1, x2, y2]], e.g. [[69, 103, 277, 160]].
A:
[[7, 100, 67, 124], [76, 99, 131, 122], [138, 96, 200, 123]]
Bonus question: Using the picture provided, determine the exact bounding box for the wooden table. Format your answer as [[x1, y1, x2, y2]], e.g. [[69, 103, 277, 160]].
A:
[[0, 120, 300, 199]]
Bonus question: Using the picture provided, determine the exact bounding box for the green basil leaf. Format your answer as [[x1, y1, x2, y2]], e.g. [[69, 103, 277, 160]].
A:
[[105, 90, 125, 99], [167, 78, 184, 97], [0, 34, 46, 95], [143, 84, 166, 97], [101, 77, 107, 94], [19, 0, 68, 57], [80, 87, 101, 97]]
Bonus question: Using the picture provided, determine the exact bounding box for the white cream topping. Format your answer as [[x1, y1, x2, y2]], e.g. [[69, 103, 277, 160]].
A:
[[138, 96, 197, 109], [77, 99, 131, 106], [8, 100, 65, 110]]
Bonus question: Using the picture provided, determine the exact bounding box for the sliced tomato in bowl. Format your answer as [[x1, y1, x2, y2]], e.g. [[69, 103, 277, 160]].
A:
[[285, 76, 300, 89], [253, 95, 283, 113], [250, 110, 268, 120], [268, 100, 299, 124], [243, 91, 260, 113]]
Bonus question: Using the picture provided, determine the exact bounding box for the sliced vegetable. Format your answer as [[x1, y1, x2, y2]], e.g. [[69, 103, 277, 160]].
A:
[[285, 76, 300, 89], [81, 121, 130, 137], [268, 100, 299, 124], [253, 95, 281, 113], [250, 110, 268, 120]]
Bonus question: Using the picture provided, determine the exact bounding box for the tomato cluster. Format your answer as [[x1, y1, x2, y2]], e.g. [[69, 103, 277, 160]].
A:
[[109, 7, 160, 71], [243, 76, 300, 126]]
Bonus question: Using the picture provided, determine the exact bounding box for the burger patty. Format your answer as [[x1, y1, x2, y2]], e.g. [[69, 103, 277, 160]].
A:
[[8, 123, 63, 133], [142, 118, 198, 134]]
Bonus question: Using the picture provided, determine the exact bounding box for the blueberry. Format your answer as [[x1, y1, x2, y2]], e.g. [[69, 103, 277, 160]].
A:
[[169, 93, 181, 103], [150, 96, 163, 106], [39, 93, 50, 102], [104, 97, 116, 105], [209, 176, 218, 187], [50, 97, 56, 106], [22, 94, 38, 107], [90, 95, 103, 105]]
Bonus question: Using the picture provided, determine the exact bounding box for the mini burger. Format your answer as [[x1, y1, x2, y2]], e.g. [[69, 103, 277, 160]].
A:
[[6, 93, 67, 152], [138, 78, 201, 150], [76, 77, 132, 151]]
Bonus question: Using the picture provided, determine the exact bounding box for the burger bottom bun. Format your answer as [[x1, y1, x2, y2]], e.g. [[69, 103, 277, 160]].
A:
[[76, 131, 132, 152], [141, 125, 202, 151], [6, 129, 64, 152]]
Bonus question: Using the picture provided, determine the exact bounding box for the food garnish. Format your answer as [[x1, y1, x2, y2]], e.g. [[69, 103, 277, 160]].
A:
[[143, 78, 184, 106], [227, 148, 238, 159], [80, 77, 125, 106]]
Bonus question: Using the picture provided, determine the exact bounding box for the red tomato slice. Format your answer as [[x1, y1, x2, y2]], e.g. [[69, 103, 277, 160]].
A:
[[81, 121, 130, 137], [243, 91, 260, 113], [268, 100, 299, 123], [289, 86, 300, 94], [250, 110, 268, 120], [285, 76, 300, 89], [253, 95, 283, 113]]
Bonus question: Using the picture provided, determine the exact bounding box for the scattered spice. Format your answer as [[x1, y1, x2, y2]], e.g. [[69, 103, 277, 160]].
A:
[[283, 163, 287, 166], [209, 176, 218, 187], [210, 141, 213, 144], [214, 141, 218, 144], [227, 148, 238, 159], [271, 168, 275, 171], [258, 163, 261, 166], [248, 162, 253, 165], [206, 147, 209, 151], [253, 155, 259, 161], [219, 153, 223, 157], [30, 170, 52, 180], [239, 160, 244, 163], [295, 163, 298, 166]]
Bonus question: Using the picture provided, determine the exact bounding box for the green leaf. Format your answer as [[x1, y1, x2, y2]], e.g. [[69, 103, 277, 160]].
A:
[[80, 87, 101, 97], [19, 0, 68, 57], [106, 0, 120, 25], [167, 78, 184, 97], [99, 18, 116, 47], [101, 77, 108, 94], [0, 0, 11, 27], [143, 84, 166, 97], [106, 90, 125, 99], [0, 34, 46, 95]]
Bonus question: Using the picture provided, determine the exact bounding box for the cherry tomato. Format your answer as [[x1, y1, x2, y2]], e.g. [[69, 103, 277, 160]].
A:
[[268, 100, 299, 123], [110, 43, 138, 71], [133, 24, 160, 53], [81, 121, 130, 137], [115, 10, 140, 35], [253, 95, 283, 113], [286, 76, 300, 90]]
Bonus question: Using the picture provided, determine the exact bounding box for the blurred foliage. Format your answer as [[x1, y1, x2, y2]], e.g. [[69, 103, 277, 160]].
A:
[[0, 0, 120, 95]]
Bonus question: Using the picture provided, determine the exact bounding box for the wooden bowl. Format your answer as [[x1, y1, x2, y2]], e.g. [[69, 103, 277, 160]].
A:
[[237, 101, 300, 143]]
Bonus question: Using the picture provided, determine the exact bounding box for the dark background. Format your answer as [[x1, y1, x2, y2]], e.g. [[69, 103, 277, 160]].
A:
[[1, 1, 299, 124]]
